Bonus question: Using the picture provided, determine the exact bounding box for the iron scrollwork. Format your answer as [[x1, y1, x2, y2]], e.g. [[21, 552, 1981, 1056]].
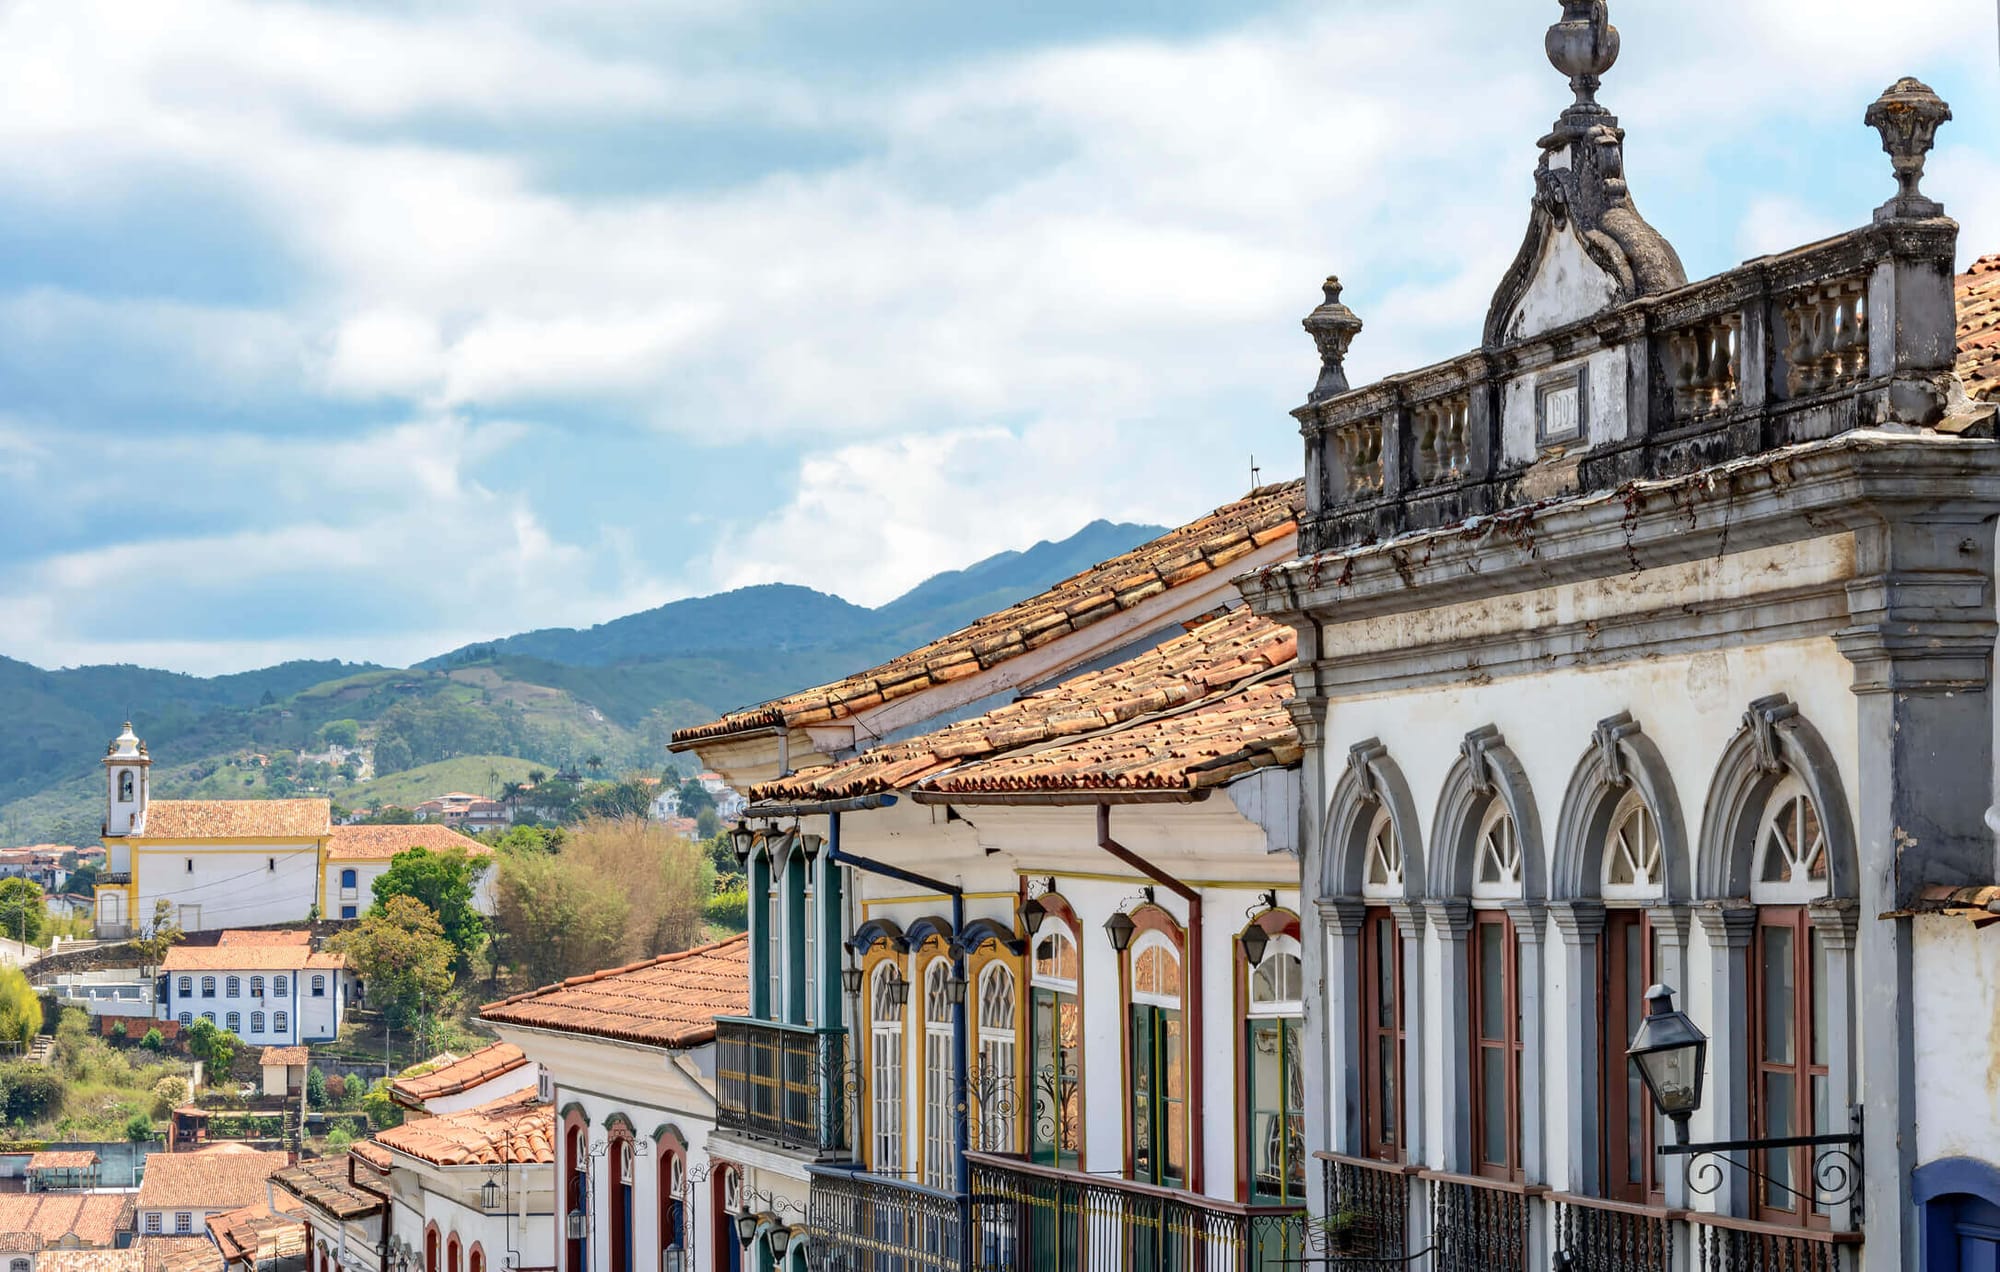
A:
[[1660, 1108, 1864, 1215]]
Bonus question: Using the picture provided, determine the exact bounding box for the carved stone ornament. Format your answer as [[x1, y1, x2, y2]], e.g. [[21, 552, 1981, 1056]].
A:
[[1743, 694, 1799, 775], [1865, 76, 1952, 222], [1593, 710, 1639, 787], [1345, 738, 1384, 800], [1303, 276, 1363, 405], [1484, 1, 1685, 347], [1460, 725, 1503, 796]]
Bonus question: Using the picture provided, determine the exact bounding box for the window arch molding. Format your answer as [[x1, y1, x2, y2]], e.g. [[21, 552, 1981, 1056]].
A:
[[1427, 725, 1546, 901], [1696, 694, 1855, 901], [1551, 711, 1689, 902], [1321, 738, 1425, 901]]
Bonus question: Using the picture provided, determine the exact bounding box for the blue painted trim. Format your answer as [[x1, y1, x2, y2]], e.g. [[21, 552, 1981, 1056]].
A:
[[901, 914, 958, 949], [1915, 1156, 2000, 1205], [955, 917, 1025, 956], [847, 918, 908, 955]]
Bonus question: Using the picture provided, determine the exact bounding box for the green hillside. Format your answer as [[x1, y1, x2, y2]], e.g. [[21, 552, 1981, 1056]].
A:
[[341, 756, 548, 811]]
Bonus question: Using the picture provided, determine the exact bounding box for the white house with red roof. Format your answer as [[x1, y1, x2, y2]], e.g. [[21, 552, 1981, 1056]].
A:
[[159, 937, 355, 1044]]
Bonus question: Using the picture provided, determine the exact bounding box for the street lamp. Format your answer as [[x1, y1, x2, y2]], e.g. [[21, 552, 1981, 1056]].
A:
[[480, 1177, 502, 1214], [729, 821, 756, 865], [944, 964, 968, 1008], [1240, 923, 1271, 968], [883, 965, 909, 1010], [841, 965, 863, 997], [733, 1210, 760, 1248], [1103, 909, 1136, 953], [565, 1204, 587, 1242], [661, 1246, 686, 1272], [798, 831, 823, 862], [1626, 983, 1708, 1144], [1018, 895, 1047, 937], [767, 1223, 793, 1259]]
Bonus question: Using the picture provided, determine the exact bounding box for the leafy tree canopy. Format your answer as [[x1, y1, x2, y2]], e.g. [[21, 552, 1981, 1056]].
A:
[[372, 848, 487, 972], [0, 967, 42, 1049], [0, 878, 46, 946], [333, 896, 454, 1031]]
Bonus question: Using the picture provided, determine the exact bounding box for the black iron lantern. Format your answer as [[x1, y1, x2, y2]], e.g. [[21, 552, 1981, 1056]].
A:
[[1627, 983, 1708, 1143], [884, 965, 909, 1010], [480, 1177, 502, 1214], [841, 965, 863, 996], [944, 964, 968, 1008], [733, 1210, 759, 1247], [1103, 909, 1137, 953], [1018, 895, 1047, 937], [1240, 924, 1271, 968], [799, 831, 823, 861], [729, 821, 756, 864], [768, 1224, 793, 1258], [566, 1204, 587, 1242], [662, 1246, 686, 1272]]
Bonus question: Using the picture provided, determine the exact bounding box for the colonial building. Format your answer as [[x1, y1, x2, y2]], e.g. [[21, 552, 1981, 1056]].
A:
[[134, 1146, 290, 1242], [93, 726, 493, 937], [271, 1154, 383, 1272], [388, 1044, 537, 1120], [1237, 7, 2000, 1272], [481, 935, 749, 1272], [159, 939, 355, 1044]]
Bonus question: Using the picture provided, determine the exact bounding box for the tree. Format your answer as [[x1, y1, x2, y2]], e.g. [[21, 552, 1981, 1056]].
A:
[[132, 900, 185, 971], [0, 879, 46, 946], [361, 1077, 404, 1130], [140, 1028, 166, 1053], [332, 896, 454, 1031], [696, 808, 721, 840], [371, 849, 488, 973], [676, 778, 716, 818], [0, 1063, 63, 1122], [320, 719, 361, 749], [125, 1112, 155, 1142], [306, 1066, 328, 1109], [0, 967, 42, 1050], [151, 1075, 189, 1117], [358, 805, 417, 825], [585, 755, 604, 777], [185, 1018, 239, 1082]]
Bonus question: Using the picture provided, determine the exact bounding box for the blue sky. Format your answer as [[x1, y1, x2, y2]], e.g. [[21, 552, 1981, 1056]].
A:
[[0, 0, 1994, 675]]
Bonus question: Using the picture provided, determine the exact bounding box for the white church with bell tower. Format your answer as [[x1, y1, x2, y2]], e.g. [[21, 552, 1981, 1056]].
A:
[[103, 722, 151, 838]]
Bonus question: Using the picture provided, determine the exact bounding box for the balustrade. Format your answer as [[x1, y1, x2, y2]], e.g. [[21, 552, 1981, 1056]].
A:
[[1412, 396, 1472, 484], [715, 1018, 850, 1158], [806, 1168, 962, 1272], [1690, 1213, 1859, 1272], [1550, 1192, 1676, 1272], [1781, 278, 1869, 398], [1664, 315, 1741, 418], [1424, 1171, 1539, 1272], [1334, 418, 1385, 498], [1314, 1152, 1414, 1261]]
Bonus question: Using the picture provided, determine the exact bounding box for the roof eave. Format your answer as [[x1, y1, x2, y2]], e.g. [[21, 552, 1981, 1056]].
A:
[[909, 787, 1212, 807]]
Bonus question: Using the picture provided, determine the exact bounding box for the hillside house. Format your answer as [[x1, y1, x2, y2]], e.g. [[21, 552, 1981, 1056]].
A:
[[159, 941, 354, 1045], [134, 1146, 289, 1243]]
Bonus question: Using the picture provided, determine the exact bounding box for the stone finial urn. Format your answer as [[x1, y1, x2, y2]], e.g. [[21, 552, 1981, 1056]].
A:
[[1303, 277, 1362, 404], [1545, 0, 1619, 113], [1865, 76, 1952, 220]]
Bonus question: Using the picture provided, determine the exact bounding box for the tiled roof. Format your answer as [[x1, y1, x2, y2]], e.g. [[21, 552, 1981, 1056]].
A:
[[918, 674, 1300, 798], [368, 1092, 554, 1167], [206, 1204, 304, 1267], [672, 482, 1303, 747], [216, 930, 312, 947], [161, 946, 344, 973], [390, 1042, 529, 1108], [37, 1251, 144, 1272], [138, 800, 330, 840], [481, 934, 749, 1048], [26, 1151, 98, 1170], [1960, 253, 2000, 403], [0, 1233, 43, 1254], [259, 1047, 309, 1068], [138, 1238, 224, 1272], [271, 1154, 383, 1222], [756, 608, 1296, 803], [350, 1140, 390, 1173], [325, 824, 493, 861], [135, 1145, 290, 1211], [0, 1195, 134, 1247]]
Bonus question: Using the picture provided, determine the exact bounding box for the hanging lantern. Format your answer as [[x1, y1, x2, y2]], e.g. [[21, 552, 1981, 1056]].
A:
[[1241, 924, 1271, 968], [1103, 909, 1137, 953]]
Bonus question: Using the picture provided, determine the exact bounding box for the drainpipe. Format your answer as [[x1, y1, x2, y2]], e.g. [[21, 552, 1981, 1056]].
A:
[[1097, 802, 1205, 1195], [824, 809, 972, 1272]]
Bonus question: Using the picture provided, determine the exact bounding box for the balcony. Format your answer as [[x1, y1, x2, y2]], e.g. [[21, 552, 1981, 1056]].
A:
[[1688, 1213, 1860, 1272], [967, 1152, 1304, 1272], [1315, 1152, 1416, 1261], [806, 1167, 964, 1272], [1422, 1170, 1542, 1272], [714, 1017, 849, 1159], [1550, 1192, 1677, 1272]]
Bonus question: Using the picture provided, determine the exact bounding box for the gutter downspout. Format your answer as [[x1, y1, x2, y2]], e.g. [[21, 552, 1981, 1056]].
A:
[[825, 809, 973, 1272], [348, 1152, 390, 1272], [1097, 802, 1205, 1195]]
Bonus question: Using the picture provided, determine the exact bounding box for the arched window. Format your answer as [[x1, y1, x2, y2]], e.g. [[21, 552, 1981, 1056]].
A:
[[976, 964, 1018, 1153], [563, 1123, 587, 1272], [274, 1011, 289, 1035], [716, 1165, 743, 1272], [201, 1012, 216, 1026], [340, 868, 357, 890], [274, 977, 288, 996], [608, 1131, 634, 1272], [1245, 931, 1305, 1203], [469, 1247, 485, 1272], [869, 962, 905, 1175], [921, 958, 955, 1189], [177, 1012, 191, 1027], [1029, 921, 1082, 1168], [802, 871, 817, 1027], [1601, 789, 1665, 1204], [311, 975, 327, 997], [226, 976, 241, 997], [1361, 807, 1404, 898], [1751, 775, 1833, 1225], [1127, 929, 1186, 1188], [658, 1145, 686, 1265], [225, 1012, 240, 1033], [178, 977, 192, 998], [446, 1235, 460, 1272], [249, 976, 264, 998], [424, 1227, 439, 1272], [1470, 801, 1523, 1182], [119, 771, 134, 802], [200, 976, 216, 998], [250, 1012, 265, 1035]]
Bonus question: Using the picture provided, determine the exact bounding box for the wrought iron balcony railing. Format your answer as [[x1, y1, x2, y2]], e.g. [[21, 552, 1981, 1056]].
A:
[[1549, 1191, 1678, 1272], [805, 1167, 963, 1272], [714, 1017, 850, 1159], [967, 1152, 1304, 1272], [1315, 1151, 1417, 1261], [1688, 1212, 1860, 1272], [1422, 1169, 1542, 1272]]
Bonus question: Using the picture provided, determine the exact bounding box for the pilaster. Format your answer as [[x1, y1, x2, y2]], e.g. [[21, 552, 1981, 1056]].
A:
[[1548, 900, 1606, 1195], [1427, 899, 1473, 1173], [1694, 903, 1756, 1216]]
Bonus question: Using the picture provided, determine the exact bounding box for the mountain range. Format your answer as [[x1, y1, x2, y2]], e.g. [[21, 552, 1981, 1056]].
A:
[[0, 519, 1165, 846]]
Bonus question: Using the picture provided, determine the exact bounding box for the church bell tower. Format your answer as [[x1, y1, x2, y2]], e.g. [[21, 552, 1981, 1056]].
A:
[[103, 723, 151, 837]]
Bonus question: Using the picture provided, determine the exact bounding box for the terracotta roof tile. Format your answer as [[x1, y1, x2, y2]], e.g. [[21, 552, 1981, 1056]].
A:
[[368, 1092, 554, 1167], [139, 801, 330, 840], [0, 1195, 134, 1247], [216, 931, 313, 947], [480, 934, 749, 1048], [37, 1251, 144, 1272], [271, 1155, 384, 1222], [206, 1204, 304, 1267], [162, 946, 345, 973], [390, 1042, 529, 1107], [1959, 253, 2000, 403], [259, 1047, 309, 1067], [672, 482, 1302, 748], [325, 825, 493, 861], [755, 609, 1295, 804], [0, 1234, 44, 1255], [918, 675, 1299, 798], [138, 1238, 223, 1272], [136, 1145, 289, 1211], [26, 1151, 98, 1170]]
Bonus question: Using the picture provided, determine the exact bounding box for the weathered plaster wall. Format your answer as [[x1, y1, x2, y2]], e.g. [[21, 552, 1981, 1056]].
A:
[[1913, 919, 2000, 1164], [1505, 221, 1621, 341]]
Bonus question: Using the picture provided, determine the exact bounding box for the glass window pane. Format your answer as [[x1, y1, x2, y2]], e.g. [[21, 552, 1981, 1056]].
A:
[[1481, 1047, 1508, 1167], [1377, 1034, 1397, 1143], [1763, 1072, 1795, 1203], [1478, 922, 1505, 1041], [1164, 1012, 1185, 1183], [1375, 922, 1396, 1028], [1761, 927, 1794, 1064]]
